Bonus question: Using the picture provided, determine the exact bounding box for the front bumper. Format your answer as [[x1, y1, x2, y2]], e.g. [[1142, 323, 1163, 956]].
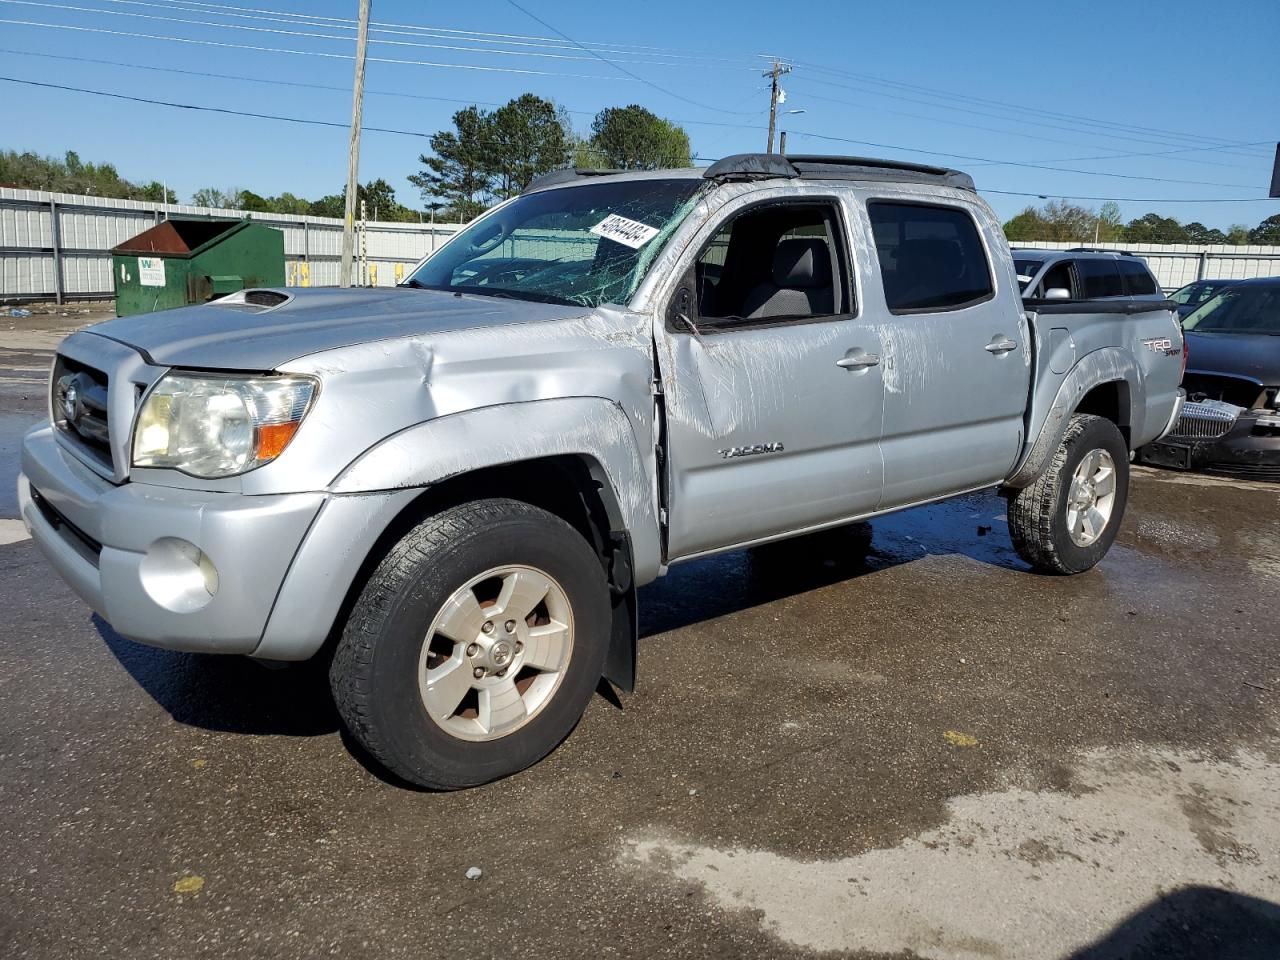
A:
[[20, 425, 326, 654], [1137, 402, 1280, 482]]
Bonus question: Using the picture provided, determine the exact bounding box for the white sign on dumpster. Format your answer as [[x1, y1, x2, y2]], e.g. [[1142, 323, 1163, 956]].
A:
[[138, 256, 166, 287]]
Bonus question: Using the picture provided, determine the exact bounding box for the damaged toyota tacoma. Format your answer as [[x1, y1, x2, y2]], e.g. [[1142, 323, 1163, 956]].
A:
[[20, 154, 1185, 788]]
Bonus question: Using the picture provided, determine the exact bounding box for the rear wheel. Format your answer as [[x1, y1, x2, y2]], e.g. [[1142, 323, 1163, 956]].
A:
[[330, 498, 611, 789], [1007, 414, 1130, 575]]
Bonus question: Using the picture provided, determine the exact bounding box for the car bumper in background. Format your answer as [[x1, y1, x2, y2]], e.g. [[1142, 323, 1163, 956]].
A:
[[1137, 399, 1280, 482]]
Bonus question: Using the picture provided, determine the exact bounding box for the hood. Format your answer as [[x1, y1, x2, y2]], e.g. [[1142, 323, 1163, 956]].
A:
[[1185, 330, 1280, 387], [86, 288, 596, 370]]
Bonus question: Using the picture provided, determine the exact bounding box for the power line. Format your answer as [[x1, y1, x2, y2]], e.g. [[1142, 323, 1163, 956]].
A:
[[785, 129, 1262, 190], [134, 0, 758, 62], [0, 16, 636, 79], [0, 74, 709, 161], [788, 87, 1265, 172], [0, 48, 777, 134], [502, 0, 756, 115], [2, 0, 737, 68], [789, 59, 1272, 158], [94, 0, 762, 67], [791, 77, 1269, 166], [981, 188, 1274, 204]]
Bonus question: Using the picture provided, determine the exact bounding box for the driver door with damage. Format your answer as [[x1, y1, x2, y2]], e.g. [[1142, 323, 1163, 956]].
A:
[[655, 191, 887, 559]]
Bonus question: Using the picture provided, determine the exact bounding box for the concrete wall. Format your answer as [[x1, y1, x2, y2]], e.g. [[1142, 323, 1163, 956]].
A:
[[1011, 240, 1280, 292], [0, 188, 462, 301]]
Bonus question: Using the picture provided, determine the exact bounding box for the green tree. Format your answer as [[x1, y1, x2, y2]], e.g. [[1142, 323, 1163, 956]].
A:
[[1226, 224, 1251, 245], [485, 94, 572, 197], [1002, 200, 1101, 242], [1096, 201, 1124, 241], [237, 189, 274, 213], [0, 148, 172, 200], [409, 105, 493, 220], [1249, 214, 1280, 244], [270, 192, 313, 216], [586, 105, 692, 170], [1184, 222, 1228, 244], [1002, 206, 1049, 241], [191, 187, 243, 209], [309, 194, 345, 218], [1123, 213, 1188, 244]]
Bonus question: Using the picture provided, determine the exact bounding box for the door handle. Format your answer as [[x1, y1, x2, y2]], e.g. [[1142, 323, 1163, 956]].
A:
[[985, 338, 1017, 354], [837, 352, 881, 369]]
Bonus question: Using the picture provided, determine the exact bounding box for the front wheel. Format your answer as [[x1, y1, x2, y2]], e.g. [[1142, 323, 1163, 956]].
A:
[[330, 499, 611, 789], [1006, 414, 1130, 575]]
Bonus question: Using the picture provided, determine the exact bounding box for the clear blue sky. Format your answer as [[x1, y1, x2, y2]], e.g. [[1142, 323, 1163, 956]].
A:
[[3, 0, 1278, 228]]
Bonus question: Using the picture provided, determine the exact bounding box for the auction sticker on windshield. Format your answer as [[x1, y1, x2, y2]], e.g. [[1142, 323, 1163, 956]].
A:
[[590, 214, 659, 249]]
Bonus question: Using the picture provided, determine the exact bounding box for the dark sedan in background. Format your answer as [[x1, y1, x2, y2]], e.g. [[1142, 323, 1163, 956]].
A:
[[1139, 277, 1280, 481], [1168, 278, 1238, 319]]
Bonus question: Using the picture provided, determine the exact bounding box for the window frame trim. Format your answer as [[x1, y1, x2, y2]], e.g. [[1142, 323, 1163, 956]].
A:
[[865, 197, 997, 316], [664, 194, 859, 336]]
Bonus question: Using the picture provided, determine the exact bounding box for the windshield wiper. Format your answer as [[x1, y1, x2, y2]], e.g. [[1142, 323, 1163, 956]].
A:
[[454, 287, 582, 307]]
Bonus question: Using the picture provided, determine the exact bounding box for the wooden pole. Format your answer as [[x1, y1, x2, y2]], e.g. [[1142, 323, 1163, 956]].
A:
[[340, 0, 371, 288]]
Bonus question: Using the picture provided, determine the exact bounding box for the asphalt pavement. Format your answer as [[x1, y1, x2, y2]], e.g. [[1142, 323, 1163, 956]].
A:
[[2, 310, 1278, 960]]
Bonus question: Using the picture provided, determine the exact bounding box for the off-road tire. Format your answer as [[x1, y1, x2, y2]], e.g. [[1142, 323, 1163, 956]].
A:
[[1007, 414, 1130, 575], [330, 498, 611, 790]]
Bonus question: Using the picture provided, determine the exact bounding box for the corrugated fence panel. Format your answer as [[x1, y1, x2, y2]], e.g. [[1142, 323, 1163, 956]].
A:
[[1, 188, 460, 300]]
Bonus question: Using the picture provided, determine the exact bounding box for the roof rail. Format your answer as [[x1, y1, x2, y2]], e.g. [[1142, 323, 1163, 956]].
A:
[[1065, 247, 1138, 256], [522, 167, 627, 194], [785, 154, 975, 192], [702, 154, 800, 181]]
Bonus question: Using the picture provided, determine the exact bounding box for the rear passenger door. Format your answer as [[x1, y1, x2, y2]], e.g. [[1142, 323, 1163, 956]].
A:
[[864, 199, 1032, 507]]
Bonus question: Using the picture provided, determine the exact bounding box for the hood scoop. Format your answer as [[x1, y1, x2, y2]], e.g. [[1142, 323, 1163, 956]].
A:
[[210, 289, 293, 314]]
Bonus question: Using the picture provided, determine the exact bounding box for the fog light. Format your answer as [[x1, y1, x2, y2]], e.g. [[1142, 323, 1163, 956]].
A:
[[139, 538, 219, 613]]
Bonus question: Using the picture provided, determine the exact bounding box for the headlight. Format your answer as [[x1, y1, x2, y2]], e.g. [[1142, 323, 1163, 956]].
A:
[[132, 373, 317, 478]]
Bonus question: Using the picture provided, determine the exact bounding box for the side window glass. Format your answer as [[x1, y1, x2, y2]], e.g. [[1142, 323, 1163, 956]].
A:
[[1118, 259, 1158, 296], [692, 203, 850, 325], [1040, 261, 1073, 297], [868, 202, 994, 313], [1077, 259, 1124, 299]]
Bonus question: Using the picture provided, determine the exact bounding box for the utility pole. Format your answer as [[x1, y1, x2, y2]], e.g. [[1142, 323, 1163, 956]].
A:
[[778, 131, 787, 155], [340, 0, 371, 288], [763, 59, 791, 154]]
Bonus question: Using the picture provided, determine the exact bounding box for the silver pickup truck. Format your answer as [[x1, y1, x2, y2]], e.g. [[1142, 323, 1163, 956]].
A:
[[19, 154, 1185, 788]]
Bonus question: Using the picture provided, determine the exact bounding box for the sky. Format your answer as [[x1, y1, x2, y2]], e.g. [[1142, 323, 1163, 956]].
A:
[[2, 0, 1278, 229]]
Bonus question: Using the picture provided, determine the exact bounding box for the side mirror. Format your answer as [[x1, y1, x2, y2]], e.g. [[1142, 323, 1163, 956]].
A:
[[668, 286, 694, 329], [1044, 287, 1071, 301]]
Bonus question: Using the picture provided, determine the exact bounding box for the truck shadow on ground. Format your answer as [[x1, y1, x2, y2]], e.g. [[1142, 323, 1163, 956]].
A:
[[1067, 886, 1280, 960], [95, 615, 340, 737], [640, 490, 1021, 637]]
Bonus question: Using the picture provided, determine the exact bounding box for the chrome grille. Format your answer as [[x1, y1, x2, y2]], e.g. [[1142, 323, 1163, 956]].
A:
[[51, 355, 113, 471], [1168, 400, 1239, 442]]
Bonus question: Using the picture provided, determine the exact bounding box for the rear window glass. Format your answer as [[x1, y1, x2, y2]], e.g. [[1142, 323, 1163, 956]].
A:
[[868, 202, 994, 312], [1118, 259, 1158, 296], [1077, 259, 1124, 299]]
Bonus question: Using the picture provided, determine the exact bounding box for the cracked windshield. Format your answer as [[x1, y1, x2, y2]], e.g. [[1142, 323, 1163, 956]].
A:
[[404, 178, 703, 307]]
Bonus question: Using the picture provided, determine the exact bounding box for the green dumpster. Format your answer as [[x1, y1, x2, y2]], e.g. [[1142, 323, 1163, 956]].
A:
[[111, 218, 286, 317]]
